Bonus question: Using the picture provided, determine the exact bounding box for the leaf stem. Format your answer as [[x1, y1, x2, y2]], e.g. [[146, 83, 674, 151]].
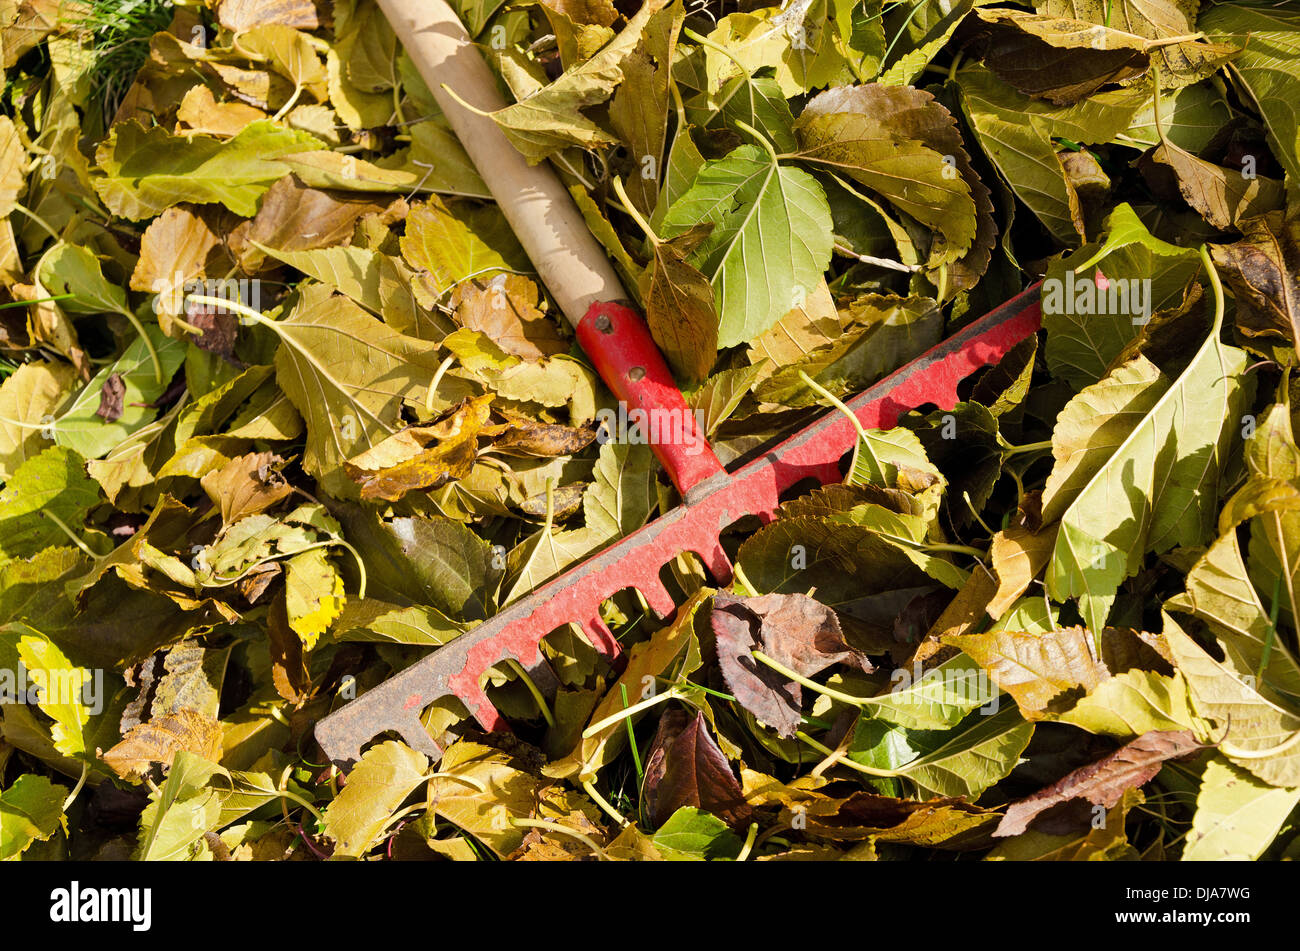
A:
[[1220, 730, 1300, 760], [425, 353, 457, 416], [581, 779, 632, 829], [682, 26, 750, 76], [511, 817, 611, 858], [582, 686, 682, 737], [11, 202, 61, 241], [620, 682, 644, 786], [116, 304, 164, 384], [832, 243, 917, 273], [42, 510, 97, 557], [751, 650, 880, 708], [185, 293, 268, 327], [736, 821, 759, 861], [795, 730, 898, 777], [610, 176, 658, 245], [1001, 438, 1054, 457], [732, 118, 779, 166], [506, 658, 556, 728], [1197, 243, 1225, 335], [797, 369, 865, 483]]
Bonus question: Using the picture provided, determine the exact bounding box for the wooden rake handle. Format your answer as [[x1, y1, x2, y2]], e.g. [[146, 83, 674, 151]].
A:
[[378, 0, 725, 494]]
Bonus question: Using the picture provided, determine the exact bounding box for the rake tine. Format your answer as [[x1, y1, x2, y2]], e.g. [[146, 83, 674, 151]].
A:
[[581, 615, 622, 661], [698, 541, 734, 586]]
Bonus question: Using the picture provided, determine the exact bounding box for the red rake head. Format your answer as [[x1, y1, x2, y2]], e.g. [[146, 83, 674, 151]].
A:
[[314, 288, 1043, 766]]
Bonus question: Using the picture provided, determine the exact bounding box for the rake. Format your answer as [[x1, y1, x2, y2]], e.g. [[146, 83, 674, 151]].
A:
[[313, 0, 1043, 766]]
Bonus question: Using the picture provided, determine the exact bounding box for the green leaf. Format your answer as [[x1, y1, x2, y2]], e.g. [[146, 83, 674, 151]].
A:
[[792, 99, 976, 269], [660, 145, 833, 349], [0, 774, 66, 859], [889, 705, 1034, 799], [1183, 756, 1300, 860], [0, 447, 100, 565], [135, 752, 224, 861], [1165, 612, 1300, 787], [864, 653, 997, 730], [0, 360, 75, 482], [488, 0, 669, 162], [92, 120, 325, 220], [332, 598, 464, 646], [755, 294, 942, 408], [323, 740, 428, 859], [1200, 3, 1300, 188], [847, 425, 943, 490], [329, 506, 494, 622], [879, 0, 1001, 86], [698, 3, 856, 98], [1043, 316, 1249, 633], [1056, 668, 1203, 737], [1118, 82, 1233, 153], [52, 327, 186, 461], [959, 66, 1148, 244], [36, 243, 128, 316], [254, 243, 423, 336], [268, 286, 445, 497], [399, 196, 514, 305], [1041, 205, 1202, 389], [651, 806, 743, 860], [1167, 526, 1300, 703]]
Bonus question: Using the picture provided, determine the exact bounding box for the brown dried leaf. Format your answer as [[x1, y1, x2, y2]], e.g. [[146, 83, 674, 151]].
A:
[[176, 85, 270, 137], [487, 415, 596, 457], [971, 9, 1150, 106], [987, 524, 1058, 620], [641, 226, 717, 385], [451, 274, 567, 361], [101, 708, 224, 780], [641, 708, 752, 829], [94, 373, 126, 422], [268, 587, 310, 704], [995, 729, 1201, 837], [218, 0, 318, 33], [943, 626, 1173, 715], [240, 175, 403, 270], [130, 205, 230, 334], [185, 301, 240, 361], [1141, 142, 1284, 232], [711, 591, 870, 739], [201, 451, 294, 524], [1210, 212, 1300, 356]]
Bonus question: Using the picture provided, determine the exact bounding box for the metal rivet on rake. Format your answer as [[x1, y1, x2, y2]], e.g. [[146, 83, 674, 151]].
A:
[[628, 366, 645, 381]]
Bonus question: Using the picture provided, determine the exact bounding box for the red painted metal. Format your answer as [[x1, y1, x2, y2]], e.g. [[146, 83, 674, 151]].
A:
[[576, 301, 725, 495], [314, 287, 1044, 766]]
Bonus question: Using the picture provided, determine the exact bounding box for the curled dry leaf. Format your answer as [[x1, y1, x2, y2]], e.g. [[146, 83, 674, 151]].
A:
[[995, 729, 1201, 837]]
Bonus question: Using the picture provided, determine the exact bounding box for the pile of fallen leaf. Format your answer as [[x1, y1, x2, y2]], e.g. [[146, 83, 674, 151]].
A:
[[1, 0, 1299, 861]]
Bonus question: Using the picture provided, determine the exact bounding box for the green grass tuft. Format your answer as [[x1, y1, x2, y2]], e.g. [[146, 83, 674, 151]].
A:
[[75, 0, 178, 126]]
